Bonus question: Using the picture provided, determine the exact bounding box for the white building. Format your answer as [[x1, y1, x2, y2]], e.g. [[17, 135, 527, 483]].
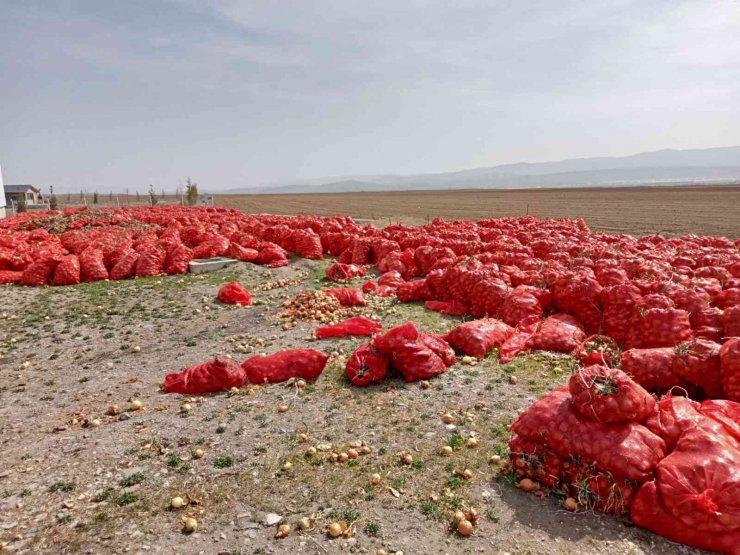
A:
[[0, 164, 6, 219]]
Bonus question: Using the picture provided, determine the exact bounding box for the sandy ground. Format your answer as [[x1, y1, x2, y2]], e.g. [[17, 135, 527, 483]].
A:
[[0, 258, 709, 555]]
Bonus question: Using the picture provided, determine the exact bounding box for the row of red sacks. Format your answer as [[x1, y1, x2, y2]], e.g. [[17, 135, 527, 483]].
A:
[[509, 365, 740, 554]]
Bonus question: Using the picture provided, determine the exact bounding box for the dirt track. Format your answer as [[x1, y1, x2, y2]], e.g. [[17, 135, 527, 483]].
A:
[[220, 185, 740, 238]]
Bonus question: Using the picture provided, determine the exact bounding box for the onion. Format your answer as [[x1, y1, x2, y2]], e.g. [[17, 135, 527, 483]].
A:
[[489, 455, 502, 464], [371, 473, 381, 485], [297, 517, 311, 530], [440, 446, 453, 456], [456, 518, 474, 536], [453, 510, 466, 524], [180, 403, 192, 413], [297, 433, 308, 443], [305, 447, 317, 457], [466, 437, 479, 448], [193, 448, 204, 459], [419, 380, 430, 389], [131, 345, 141, 353], [107, 405, 120, 416], [509, 375, 518, 385], [462, 469, 473, 480], [518, 478, 538, 492], [563, 497, 578, 512], [181, 516, 198, 533], [275, 523, 290, 539], [399, 453, 413, 466], [347, 449, 359, 459], [277, 404, 289, 413], [359, 445, 371, 455], [129, 399, 144, 411], [338, 452, 349, 463], [326, 521, 345, 538], [461, 356, 474, 365], [171, 496, 186, 509], [282, 461, 292, 471], [441, 413, 455, 424]]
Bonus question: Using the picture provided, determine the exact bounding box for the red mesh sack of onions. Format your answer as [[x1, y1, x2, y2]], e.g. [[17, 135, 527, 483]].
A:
[[217, 282, 253, 306], [372, 322, 453, 382], [510, 387, 665, 482], [424, 300, 469, 316], [316, 316, 382, 339], [526, 313, 585, 354], [326, 262, 365, 282], [443, 318, 513, 359], [672, 339, 724, 398], [51, 254, 81, 286], [325, 287, 366, 306], [345, 343, 389, 386], [568, 365, 655, 423], [242, 349, 329, 384], [720, 338, 740, 402], [620, 347, 683, 391], [163, 356, 247, 394], [508, 434, 564, 488]]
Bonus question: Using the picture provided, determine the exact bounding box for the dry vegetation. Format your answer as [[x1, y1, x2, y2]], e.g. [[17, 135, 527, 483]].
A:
[[221, 185, 740, 238]]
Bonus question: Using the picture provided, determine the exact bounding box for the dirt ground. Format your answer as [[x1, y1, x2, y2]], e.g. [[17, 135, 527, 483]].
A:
[[220, 185, 740, 238], [0, 255, 711, 555]]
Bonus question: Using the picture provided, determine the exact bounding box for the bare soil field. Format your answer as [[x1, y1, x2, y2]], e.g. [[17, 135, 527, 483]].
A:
[[1, 258, 708, 555], [220, 185, 740, 238]]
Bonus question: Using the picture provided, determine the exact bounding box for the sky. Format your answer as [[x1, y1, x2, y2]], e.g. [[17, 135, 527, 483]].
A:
[[1, 0, 740, 194]]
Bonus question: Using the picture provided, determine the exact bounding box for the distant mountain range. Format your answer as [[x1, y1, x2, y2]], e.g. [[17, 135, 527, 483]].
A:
[[224, 146, 740, 194]]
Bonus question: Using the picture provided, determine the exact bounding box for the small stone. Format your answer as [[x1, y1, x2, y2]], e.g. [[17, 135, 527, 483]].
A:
[[263, 513, 283, 526]]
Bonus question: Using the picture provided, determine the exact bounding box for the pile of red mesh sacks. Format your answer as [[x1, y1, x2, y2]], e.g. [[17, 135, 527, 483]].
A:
[[509, 364, 740, 554], [345, 322, 455, 385]]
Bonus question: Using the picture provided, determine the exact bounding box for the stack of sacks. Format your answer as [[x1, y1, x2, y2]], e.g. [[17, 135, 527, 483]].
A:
[[509, 366, 662, 514], [345, 322, 455, 386]]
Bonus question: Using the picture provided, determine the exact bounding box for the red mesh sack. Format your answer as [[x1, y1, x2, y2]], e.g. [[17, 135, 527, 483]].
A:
[[469, 277, 510, 318], [510, 387, 666, 482], [621, 347, 682, 391], [316, 316, 382, 339], [644, 396, 704, 451], [227, 242, 259, 262], [720, 338, 740, 402], [377, 271, 405, 290], [292, 230, 323, 259], [242, 349, 329, 384], [500, 288, 543, 327], [419, 333, 456, 367], [509, 434, 564, 488], [715, 288, 740, 309], [325, 287, 366, 307], [51, 255, 81, 286], [372, 322, 451, 382], [574, 335, 620, 367], [564, 462, 638, 515], [527, 313, 585, 353], [163, 356, 247, 394], [631, 481, 740, 555], [444, 318, 513, 358], [254, 244, 289, 267], [192, 236, 229, 259], [396, 279, 431, 302], [163, 245, 193, 275], [345, 343, 389, 386], [601, 282, 641, 346], [110, 250, 139, 280], [552, 272, 603, 333], [21, 258, 58, 286], [629, 307, 693, 349], [326, 263, 365, 282], [79, 248, 109, 282], [135, 247, 166, 277], [0, 270, 23, 284], [424, 300, 469, 316], [672, 339, 724, 398], [568, 365, 655, 423], [723, 305, 740, 337], [700, 400, 740, 443], [656, 428, 740, 534], [217, 282, 253, 306], [499, 316, 540, 363]]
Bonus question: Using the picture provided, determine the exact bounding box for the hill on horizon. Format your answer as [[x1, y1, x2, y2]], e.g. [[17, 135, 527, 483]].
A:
[[223, 146, 740, 195]]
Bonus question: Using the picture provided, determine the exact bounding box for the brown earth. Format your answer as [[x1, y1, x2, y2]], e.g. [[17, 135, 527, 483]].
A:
[[0, 257, 709, 555], [220, 185, 740, 238]]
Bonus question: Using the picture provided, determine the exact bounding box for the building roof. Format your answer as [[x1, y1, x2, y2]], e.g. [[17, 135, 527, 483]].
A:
[[5, 184, 40, 194]]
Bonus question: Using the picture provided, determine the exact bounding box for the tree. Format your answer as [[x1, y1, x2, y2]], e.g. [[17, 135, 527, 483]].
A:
[[80, 190, 84, 201], [49, 195, 59, 210], [109, 191, 113, 201], [136, 191, 140, 202], [67, 192, 71, 202], [93, 191, 99, 205], [148, 184, 158, 205], [17, 193, 27, 213], [186, 177, 199, 206], [161, 188, 165, 200]]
